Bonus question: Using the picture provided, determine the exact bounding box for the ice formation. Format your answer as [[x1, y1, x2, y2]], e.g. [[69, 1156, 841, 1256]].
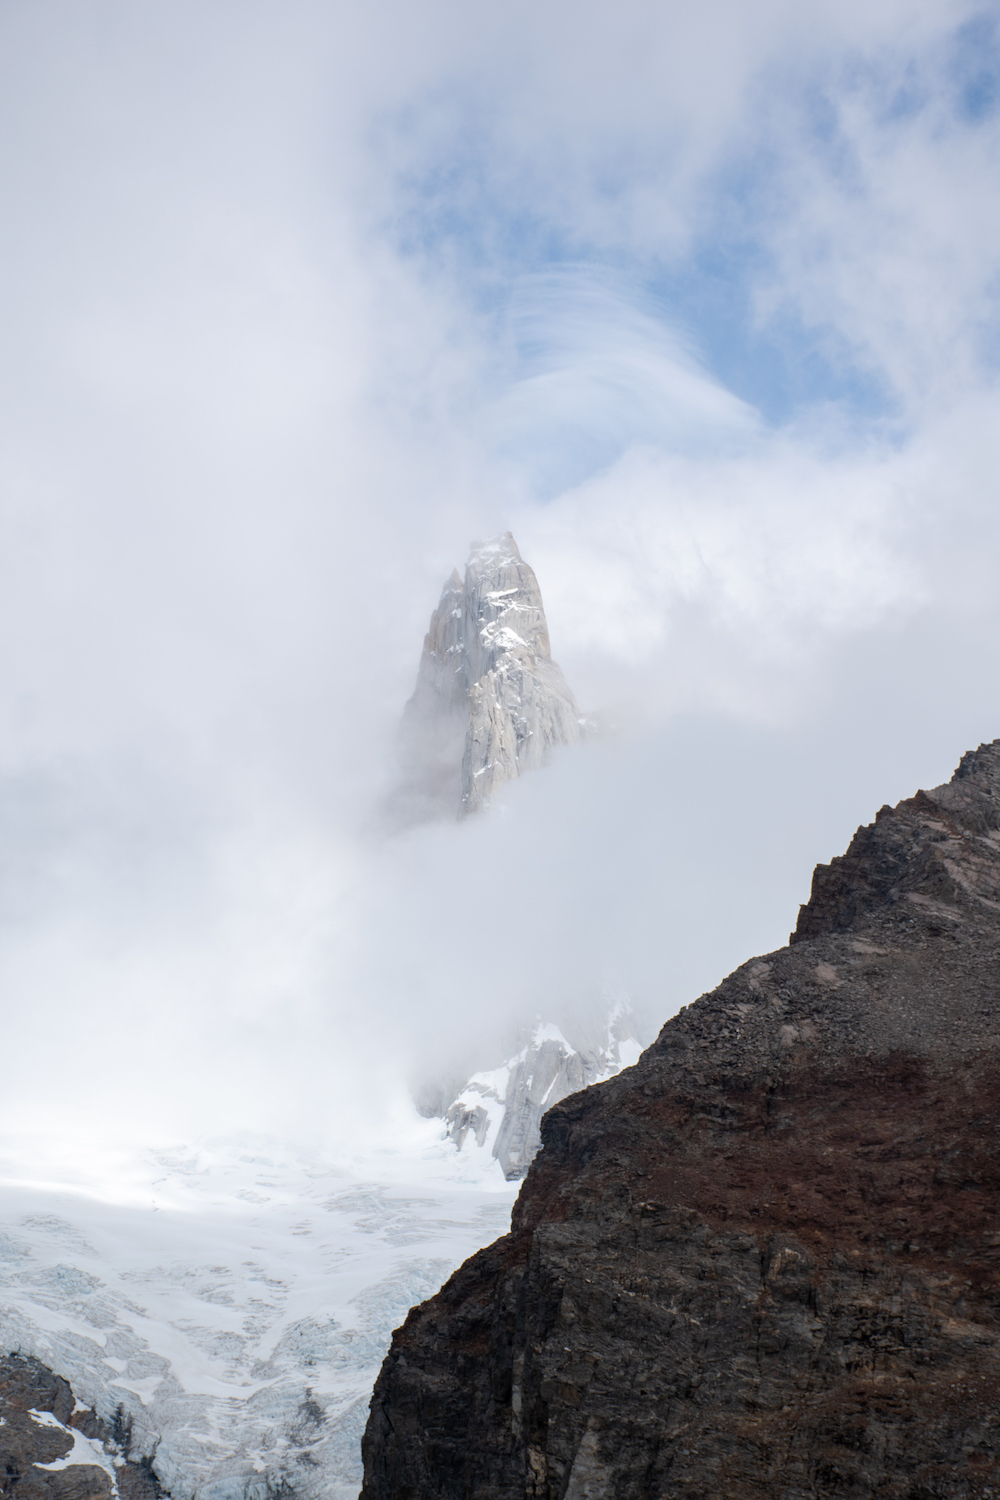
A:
[[0, 1014, 646, 1499], [0, 1138, 516, 1500]]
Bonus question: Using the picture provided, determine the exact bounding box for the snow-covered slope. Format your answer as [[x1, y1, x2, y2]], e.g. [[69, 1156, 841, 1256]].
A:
[[443, 1008, 643, 1179], [390, 533, 584, 823], [0, 1020, 644, 1499], [0, 1136, 516, 1500]]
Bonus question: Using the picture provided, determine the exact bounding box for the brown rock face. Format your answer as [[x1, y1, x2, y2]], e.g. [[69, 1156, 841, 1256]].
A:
[[0, 1353, 166, 1500], [361, 741, 1000, 1499]]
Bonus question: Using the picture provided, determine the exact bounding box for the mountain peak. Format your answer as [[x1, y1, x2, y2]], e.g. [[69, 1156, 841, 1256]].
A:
[[389, 534, 583, 824], [441, 1006, 643, 1180], [466, 530, 522, 569]]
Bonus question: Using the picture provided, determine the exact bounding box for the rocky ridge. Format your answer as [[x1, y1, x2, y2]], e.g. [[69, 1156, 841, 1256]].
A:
[[392, 534, 583, 822], [362, 740, 1000, 1498], [0, 1352, 164, 1500], [444, 1012, 642, 1181]]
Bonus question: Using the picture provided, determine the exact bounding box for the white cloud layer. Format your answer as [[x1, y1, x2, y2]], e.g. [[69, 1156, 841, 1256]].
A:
[[0, 0, 999, 1178]]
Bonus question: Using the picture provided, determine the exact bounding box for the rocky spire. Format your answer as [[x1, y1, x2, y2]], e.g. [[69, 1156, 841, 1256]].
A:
[[390, 533, 584, 823]]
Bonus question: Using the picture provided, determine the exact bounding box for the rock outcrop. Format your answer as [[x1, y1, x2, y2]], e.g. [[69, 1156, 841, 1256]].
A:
[[444, 1012, 642, 1180], [0, 1352, 165, 1500], [391, 534, 583, 822], [362, 740, 1000, 1498]]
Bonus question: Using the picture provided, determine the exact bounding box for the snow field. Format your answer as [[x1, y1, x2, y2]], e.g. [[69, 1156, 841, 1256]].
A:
[[0, 1133, 516, 1500]]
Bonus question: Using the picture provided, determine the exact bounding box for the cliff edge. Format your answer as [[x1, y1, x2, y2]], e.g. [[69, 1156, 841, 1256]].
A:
[[361, 740, 1000, 1498]]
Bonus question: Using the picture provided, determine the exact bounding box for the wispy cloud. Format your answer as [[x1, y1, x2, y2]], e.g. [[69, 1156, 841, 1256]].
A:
[[488, 267, 758, 496]]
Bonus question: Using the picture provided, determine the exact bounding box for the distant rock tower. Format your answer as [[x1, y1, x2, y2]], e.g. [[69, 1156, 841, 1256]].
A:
[[443, 1006, 643, 1180], [391, 533, 584, 823]]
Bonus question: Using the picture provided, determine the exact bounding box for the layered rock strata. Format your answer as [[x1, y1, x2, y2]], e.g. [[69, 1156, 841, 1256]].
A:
[[392, 534, 583, 822], [362, 741, 1000, 1498]]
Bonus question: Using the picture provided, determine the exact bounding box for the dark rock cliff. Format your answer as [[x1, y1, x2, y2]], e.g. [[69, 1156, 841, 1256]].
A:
[[0, 1352, 166, 1500], [361, 741, 1000, 1499]]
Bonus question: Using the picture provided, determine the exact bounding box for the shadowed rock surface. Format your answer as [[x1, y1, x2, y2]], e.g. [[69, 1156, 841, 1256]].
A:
[[0, 1352, 166, 1500], [390, 533, 583, 823], [361, 741, 1000, 1499]]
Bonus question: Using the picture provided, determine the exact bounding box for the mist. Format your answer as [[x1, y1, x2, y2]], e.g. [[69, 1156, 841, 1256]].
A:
[[1, 0, 999, 1183]]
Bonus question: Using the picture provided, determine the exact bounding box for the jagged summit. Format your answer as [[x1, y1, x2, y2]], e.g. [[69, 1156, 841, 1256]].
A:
[[390, 533, 584, 823]]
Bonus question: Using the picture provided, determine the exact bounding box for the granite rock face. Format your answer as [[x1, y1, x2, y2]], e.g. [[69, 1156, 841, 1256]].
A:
[[362, 741, 1000, 1499], [392, 534, 583, 822]]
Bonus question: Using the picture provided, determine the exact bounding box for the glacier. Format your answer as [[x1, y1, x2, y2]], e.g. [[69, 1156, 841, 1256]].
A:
[[0, 1133, 517, 1500], [0, 1007, 644, 1500]]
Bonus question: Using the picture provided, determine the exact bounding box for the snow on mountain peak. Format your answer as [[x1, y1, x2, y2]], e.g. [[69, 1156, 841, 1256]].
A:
[[387, 534, 584, 824], [442, 1005, 643, 1180]]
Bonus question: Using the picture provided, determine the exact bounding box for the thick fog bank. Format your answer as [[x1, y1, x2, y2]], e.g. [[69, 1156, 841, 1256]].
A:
[[0, 0, 999, 1176]]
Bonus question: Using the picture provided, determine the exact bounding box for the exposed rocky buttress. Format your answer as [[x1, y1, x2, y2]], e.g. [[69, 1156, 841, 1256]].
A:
[[361, 741, 1000, 1498]]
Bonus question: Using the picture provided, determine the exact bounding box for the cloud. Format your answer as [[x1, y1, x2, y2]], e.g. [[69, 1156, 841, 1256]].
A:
[[518, 440, 921, 691], [0, 0, 999, 1175], [746, 28, 1000, 415], [486, 267, 758, 496]]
